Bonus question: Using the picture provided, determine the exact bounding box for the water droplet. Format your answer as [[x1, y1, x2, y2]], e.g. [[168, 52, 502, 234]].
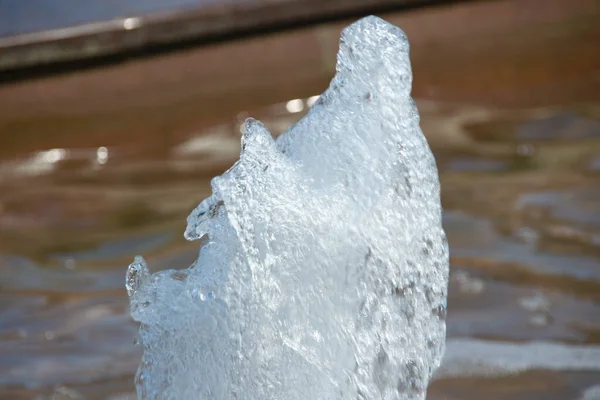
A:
[[432, 304, 447, 320], [395, 281, 415, 297], [240, 118, 275, 157], [397, 360, 425, 395], [306, 95, 320, 107], [96, 146, 108, 165], [171, 271, 189, 281], [285, 99, 304, 113], [190, 286, 216, 303], [530, 313, 550, 327], [185, 197, 223, 241], [64, 258, 76, 270], [123, 17, 141, 30], [422, 238, 434, 255], [126, 256, 149, 298]]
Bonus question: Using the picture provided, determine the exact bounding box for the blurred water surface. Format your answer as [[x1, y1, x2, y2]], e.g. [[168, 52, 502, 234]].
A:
[[1, 97, 599, 400], [0, 0, 220, 36], [0, 1, 599, 399]]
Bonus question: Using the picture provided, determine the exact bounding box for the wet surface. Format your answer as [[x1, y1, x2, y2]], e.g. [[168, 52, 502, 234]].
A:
[[1, 2, 600, 399], [0, 0, 212, 37], [430, 370, 600, 400], [1, 94, 598, 399]]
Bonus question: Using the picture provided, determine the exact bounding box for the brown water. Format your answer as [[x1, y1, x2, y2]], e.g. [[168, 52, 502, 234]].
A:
[[0, 96, 599, 400], [1, 1, 600, 399]]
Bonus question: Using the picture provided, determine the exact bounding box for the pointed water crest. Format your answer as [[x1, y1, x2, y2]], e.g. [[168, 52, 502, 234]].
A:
[[127, 16, 448, 400], [240, 118, 276, 154], [184, 196, 222, 241], [126, 256, 149, 298]]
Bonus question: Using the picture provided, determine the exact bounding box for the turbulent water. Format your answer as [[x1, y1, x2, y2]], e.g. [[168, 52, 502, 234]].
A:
[[126, 16, 448, 400]]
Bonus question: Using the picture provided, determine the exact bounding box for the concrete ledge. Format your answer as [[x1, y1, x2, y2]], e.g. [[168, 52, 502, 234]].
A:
[[0, 0, 447, 72]]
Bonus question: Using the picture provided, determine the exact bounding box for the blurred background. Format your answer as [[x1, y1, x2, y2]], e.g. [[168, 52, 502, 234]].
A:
[[0, 0, 599, 399]]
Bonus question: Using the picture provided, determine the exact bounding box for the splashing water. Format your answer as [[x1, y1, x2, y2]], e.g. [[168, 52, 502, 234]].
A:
[[126, 16, 448, 400]]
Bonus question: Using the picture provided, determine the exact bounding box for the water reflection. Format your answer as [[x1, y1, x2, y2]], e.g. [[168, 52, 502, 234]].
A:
[[0, 94, 599, 399], [0, 0, 204, 36], [122, 18, 141, 31], [0, 148, 66, 181], [285, 99, 304, 113], [96, 147, 108, 166]]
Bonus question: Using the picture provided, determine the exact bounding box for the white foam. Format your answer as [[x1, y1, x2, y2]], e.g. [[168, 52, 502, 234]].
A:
[[127, 16, 447, 400], [580, 385, 600, 400], [437, 339, 600, 379]]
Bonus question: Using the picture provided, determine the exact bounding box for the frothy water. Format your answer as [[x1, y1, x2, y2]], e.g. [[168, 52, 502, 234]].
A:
[[439, 339, 600, 379], [126, 16, 448, 399]]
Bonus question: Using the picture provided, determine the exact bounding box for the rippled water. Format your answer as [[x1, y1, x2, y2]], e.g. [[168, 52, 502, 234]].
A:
[[0, 94, 598, 399]]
